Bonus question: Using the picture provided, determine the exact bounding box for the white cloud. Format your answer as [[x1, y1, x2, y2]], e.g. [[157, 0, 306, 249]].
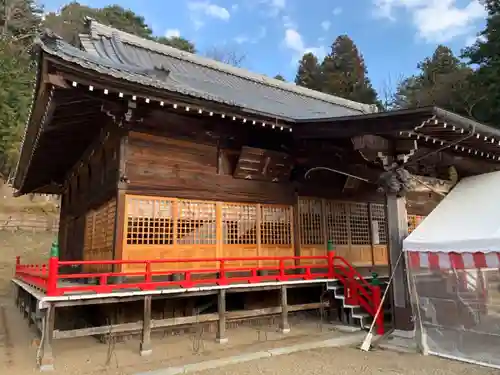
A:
[[373, 0, 486, 43], [282, 15, 296, 29], [465, 33, 486, 46], [270, 0, 286, 8], [234, 36, 250, 44], [164, 29, 181, 38], [187, 1, 231, 29], [332, 7, 342, 16], [284, 28, 326, 64], [260, 0, 286, 17], [321, 21, 331, 31], [234, 27, 267, 44]]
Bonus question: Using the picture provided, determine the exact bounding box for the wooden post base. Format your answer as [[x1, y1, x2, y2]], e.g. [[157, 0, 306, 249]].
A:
[[140, 296, 152, 356], [38, 304, 55, 372], [279, 285, 290, 334], [216, 290, 227, 344]]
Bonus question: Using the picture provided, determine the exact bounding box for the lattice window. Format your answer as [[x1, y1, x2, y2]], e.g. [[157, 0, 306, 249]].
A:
[[126, 197, 174, 245], [298, 198, 324, 245], [177, 200, 216, 245], [370, 203, 388, 245], [408, 214, 425, 234], [105, 199, 116, 248], [83, 212, 94, 256], [325, 201, 349, 245], [222, 203, 257, 244], [349, 202, 370, 245], [260, 205, 292, 245]]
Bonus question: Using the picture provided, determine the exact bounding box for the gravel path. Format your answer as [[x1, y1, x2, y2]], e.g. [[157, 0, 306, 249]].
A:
[[192, 347, 499, 375]]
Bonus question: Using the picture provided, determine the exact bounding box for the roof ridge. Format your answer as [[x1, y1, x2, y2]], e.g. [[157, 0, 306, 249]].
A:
[[84, 19, 376, 115]]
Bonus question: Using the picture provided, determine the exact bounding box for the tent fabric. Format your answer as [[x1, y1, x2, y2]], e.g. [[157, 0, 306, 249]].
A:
[[403, 171, 500, 254], [408, 251, 500, 270]]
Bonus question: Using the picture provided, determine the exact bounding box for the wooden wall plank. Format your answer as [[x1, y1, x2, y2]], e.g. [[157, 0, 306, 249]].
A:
[[125, 132, 295, 205]]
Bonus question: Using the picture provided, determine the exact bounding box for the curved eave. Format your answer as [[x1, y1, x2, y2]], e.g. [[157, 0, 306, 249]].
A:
[[12, 46, 46, 193], [294, 106, 500, 164]]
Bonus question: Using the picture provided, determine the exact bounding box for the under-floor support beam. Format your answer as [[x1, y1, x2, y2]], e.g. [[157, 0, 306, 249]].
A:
[[279, 285, 290, 333], [216, 289, 228, 344], [39, 304, 55, 372], [140, 295, 152, 356]]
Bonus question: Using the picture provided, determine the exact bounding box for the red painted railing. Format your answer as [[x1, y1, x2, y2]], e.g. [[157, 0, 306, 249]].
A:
[[14, 253, 383, 334]]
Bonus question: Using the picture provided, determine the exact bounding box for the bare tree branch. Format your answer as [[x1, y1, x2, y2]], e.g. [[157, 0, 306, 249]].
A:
[[205, 46, 246, 67]]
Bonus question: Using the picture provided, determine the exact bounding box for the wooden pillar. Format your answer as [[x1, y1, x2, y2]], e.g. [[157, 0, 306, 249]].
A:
[[39, 304, 55, 372], [140, 295, 152, 356], [386, 193, 414, 334], [27, 295, 33, 327], [279, 285, 290, 333], [216, 289, 228, 343]]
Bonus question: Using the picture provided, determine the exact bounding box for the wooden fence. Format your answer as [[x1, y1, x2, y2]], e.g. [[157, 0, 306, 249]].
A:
[[0, 216, 59, 232]]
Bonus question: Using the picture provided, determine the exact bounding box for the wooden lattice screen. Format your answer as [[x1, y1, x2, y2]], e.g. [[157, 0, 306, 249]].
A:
[[299, 198, 389, 266], [82, 198, 116, 272], [122, 195, 295, 271], [408, 214, 426, 233]]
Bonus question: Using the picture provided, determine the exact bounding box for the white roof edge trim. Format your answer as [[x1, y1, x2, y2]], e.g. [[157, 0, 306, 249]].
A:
[[86, 20, 377, 115]]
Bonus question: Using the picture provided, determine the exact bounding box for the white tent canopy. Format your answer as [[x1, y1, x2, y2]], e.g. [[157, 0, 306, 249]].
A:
[[404, 171, 500, 254]]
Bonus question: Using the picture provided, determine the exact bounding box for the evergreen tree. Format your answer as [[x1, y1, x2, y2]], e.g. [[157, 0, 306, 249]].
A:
[[155, 36, 196, 53], [320, 35, 378, 105], [295, 52, 321, 90], [0, 0, 42, 178], [462, 0, 500, 124], [395, 45, 475, 115], [43, 2, 153, 44], [42, 2, 197, 53], [274, 74, 286, 81]]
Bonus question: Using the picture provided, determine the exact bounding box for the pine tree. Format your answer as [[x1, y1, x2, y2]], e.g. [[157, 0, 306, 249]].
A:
[[320, 35, 378, 105], [394, 45, 475, 115], [462, 0, 500, 124], [295, 53, 321, 91]]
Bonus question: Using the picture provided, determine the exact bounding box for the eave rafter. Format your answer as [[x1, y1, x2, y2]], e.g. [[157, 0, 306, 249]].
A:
[[400, 114, 500, 162]]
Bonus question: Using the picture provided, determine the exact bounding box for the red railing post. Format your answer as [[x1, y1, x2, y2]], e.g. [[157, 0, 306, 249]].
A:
[[46, 256, 59, 296], [46, 240, 60, 296], [279, 259, 285, 280], [145, 262, 152, 283], [218, 260, 227, 285], [327, 250, 335, 279], [372, 285, 384, 335], [15, 256, 20, 276], [183, 271, 193, 288]]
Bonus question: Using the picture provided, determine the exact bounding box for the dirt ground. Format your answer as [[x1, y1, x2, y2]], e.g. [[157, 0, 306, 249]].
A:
[[192, 347, 499, 375], [0, 232, 498, 375], [0, 295, 350, 375], [2, 291, 497, 375], [0, 231, 54, 296]]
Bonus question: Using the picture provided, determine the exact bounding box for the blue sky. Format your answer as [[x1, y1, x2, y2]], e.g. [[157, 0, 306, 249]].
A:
[[40, 0, 487, 94]]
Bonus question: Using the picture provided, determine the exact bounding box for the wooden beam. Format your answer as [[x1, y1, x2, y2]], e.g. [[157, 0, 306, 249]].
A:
[[409, 175, 453, 194], [39, 304, 55, 371], [140, 296, 152, 356], [52, 303, 326, 340], [216, 289, 227, 344], [279, 285, 290, 333], [386, 194, 413, 333]]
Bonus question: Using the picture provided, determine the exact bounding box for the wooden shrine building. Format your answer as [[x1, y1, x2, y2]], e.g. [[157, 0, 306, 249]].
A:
[[11, 19, 500, 370]]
